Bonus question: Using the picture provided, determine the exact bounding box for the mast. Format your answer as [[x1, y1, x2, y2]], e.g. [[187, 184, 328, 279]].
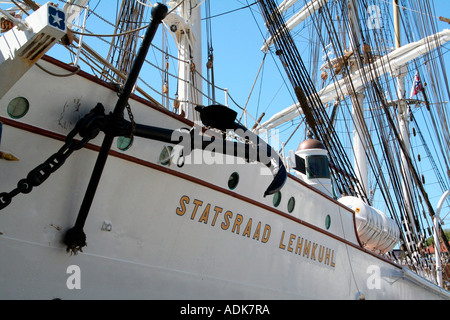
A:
[[348, 0, 369, 199], [393, 0, 417, 238], [169, 0, 203, 123]]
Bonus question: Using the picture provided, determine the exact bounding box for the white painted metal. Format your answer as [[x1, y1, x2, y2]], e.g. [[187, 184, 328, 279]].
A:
[[393, 0, 417, 245], [338, 196, 400, 254], [0, 2, 66, 98], [294, 143, 333, 197], [167, 0, 203, 123]]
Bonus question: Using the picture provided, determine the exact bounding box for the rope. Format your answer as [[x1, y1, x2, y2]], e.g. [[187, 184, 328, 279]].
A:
[[69, 0, 186, 37], [257, 0, 368, 201], [35, 62, 80, 77]]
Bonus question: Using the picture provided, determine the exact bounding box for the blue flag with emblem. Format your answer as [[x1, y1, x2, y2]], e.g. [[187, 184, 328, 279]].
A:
[[48, 6, 66, 31]]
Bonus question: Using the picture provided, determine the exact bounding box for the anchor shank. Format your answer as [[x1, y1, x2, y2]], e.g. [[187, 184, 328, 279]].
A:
[[64, 3, 168, 252]]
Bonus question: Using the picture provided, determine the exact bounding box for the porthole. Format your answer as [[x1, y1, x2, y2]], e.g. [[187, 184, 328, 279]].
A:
[[158, 145, 173, 165], [287, 197, 295, 213], [273, 191, 282, 207], [117, 136, 133, 151], [7, 97, 29, 119], [228, 172, 239, 190], [325, 214, 331, 230]]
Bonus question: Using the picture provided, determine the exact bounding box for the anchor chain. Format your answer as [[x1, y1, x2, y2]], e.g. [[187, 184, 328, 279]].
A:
[[0, 104, 105, 210], [116, 84, 136, 141]]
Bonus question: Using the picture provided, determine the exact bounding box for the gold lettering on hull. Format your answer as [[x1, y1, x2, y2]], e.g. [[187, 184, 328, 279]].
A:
[[278, 230, 336, 268], [176, 195, 337, 268], [176, 195, 271, 243]]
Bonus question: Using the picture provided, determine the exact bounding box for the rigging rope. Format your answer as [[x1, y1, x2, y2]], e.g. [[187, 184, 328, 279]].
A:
[[257, 0, 369, 202], [257, 0, 450, 270]]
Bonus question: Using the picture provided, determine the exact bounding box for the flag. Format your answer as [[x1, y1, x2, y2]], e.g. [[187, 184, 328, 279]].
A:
[[410, 72, 423, 98]]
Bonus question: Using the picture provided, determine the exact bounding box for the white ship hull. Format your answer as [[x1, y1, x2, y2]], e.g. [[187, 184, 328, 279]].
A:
[[0, 57, 448, 299]]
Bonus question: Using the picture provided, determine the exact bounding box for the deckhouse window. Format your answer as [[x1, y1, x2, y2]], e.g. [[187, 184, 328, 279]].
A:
[[306, 155, 330, 179]]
